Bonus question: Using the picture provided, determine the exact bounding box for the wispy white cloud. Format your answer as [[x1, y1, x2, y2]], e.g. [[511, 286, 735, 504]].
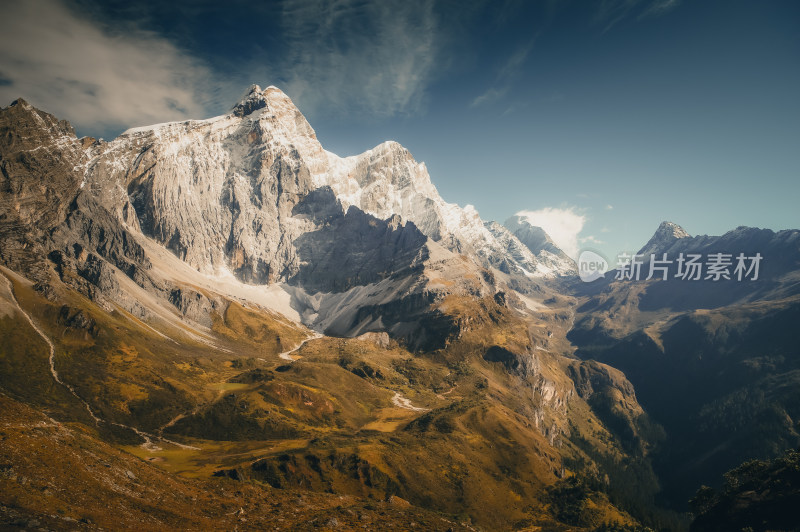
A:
[[498, 41, 535, 80], [594, 0, 681, 32], [638, 0, 681, 20], [580, 235, 605, 245], [0, 0, 224, 137], [277, 0, 439, 118], [472, 87, 509, 108], [594, 0, 639, 32], [605, 204, 614, 210], [471, 39, 534, 108], [516, 206, 586, 259]]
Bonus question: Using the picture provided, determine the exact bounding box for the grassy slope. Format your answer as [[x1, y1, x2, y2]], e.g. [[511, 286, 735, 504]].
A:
[[0, 393, 474, 531], [0, 267, 652, 530]]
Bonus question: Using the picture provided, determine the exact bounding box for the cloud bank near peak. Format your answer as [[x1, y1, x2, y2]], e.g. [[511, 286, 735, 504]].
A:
[[516, 207, 587, 259]]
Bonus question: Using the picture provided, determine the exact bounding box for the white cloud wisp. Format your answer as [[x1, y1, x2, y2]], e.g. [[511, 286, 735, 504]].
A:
[[278, 0, 439, 119], [516, 207, 587, 259]]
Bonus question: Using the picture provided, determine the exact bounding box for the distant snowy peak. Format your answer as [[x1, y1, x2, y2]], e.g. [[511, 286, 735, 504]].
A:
[[504, 215, 572, 261], [658, 221, 691, 239], [485, 222, 576, 277], [638, 221, 691, 256], [499, 215, 576, 277]]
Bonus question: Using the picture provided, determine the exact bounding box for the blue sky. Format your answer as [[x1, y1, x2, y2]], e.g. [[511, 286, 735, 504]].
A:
[[1, 0, 798, 260]]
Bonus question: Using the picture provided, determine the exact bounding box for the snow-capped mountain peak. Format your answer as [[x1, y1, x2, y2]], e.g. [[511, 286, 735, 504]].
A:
[[9, 85, 579, 339], [504, 215, 571, 260]]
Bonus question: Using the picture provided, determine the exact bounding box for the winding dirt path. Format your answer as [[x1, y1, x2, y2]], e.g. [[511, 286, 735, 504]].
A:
[[278, 332, 323, 362], [435, 385, 457, 400], [159, 332, 324, 437]]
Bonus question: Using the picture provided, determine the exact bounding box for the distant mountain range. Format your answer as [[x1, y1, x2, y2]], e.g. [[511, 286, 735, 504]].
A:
[[571, 220, 800, 509], [1, 85, 797, 530]]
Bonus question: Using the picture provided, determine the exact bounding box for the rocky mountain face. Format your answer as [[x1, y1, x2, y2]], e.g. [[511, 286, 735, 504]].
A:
[[0, 99, 88, 272], [113, 85, 572, 285], [637, 220, 692, 256]]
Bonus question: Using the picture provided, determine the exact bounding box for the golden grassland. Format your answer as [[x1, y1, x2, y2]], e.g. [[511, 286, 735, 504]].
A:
[[0, 394, 474, 531], [0, 268, 649, 530]]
